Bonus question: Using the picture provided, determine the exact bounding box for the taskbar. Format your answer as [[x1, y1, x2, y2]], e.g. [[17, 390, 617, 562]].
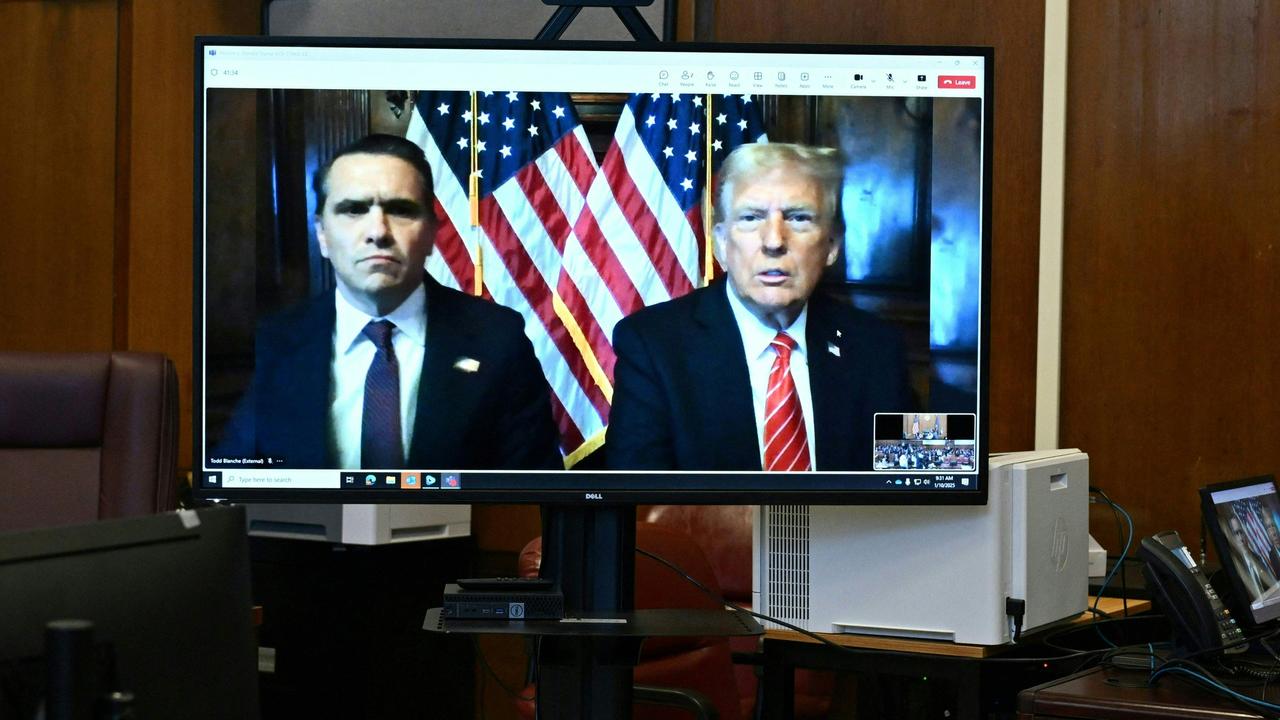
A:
[[200, 468, 978, 493], [203, 469, 462, 491]]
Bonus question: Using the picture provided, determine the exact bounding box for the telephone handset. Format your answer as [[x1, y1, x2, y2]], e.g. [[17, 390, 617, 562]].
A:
[[1139, 529, 1246, 655]]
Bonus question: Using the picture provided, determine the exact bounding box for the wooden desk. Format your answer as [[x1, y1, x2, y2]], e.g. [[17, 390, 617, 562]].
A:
[[1018, 665, 1270, 719], [760, 597, 1152, 719]]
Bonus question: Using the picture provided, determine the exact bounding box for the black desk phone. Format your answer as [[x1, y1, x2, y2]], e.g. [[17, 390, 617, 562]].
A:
[[1140, 529, 1246, 656]]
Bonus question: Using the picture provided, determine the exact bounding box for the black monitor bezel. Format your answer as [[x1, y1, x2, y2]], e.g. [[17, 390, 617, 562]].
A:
[[1199, 474, 1280, 628], [192, 35, 993, 506]]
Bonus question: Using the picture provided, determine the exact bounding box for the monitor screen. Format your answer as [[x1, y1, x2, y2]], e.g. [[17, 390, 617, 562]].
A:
[[0, 507, 258, 719], [1201, 475, 1280, 627], [195, 38, 991, 504]]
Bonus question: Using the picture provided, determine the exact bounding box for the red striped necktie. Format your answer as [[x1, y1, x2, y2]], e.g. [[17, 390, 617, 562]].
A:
[[763, 332, 811, 471]]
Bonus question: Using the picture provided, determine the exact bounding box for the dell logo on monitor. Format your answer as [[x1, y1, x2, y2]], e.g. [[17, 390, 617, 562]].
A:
[[585, 492, 604, 501]]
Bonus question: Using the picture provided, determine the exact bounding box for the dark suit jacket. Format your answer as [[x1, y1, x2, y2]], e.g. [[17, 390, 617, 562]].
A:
[[214, 275, 562, 470], [605, 278, 915, 471]]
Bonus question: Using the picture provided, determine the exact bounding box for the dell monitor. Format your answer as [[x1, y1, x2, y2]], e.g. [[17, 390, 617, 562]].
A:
[[194, 38, 994, 718], [194, 38, 992, 506], [1201, 475, 1280, 628], [0, 506, 258, 719]]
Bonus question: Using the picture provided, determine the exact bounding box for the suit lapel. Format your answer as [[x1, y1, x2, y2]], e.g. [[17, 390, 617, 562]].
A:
[[694, 281, 762, 470], [272, 295, 334, 467], [409, 278, 469, 466], [806, 293, 856, 470]]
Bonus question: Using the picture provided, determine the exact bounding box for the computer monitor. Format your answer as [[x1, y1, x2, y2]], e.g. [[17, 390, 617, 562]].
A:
[[194, 38, 992, 505], [0, 507, 259, 719], [1201, 475, 1280, 627]]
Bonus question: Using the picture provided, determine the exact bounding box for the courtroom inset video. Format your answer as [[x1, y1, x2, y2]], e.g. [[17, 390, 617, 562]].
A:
[[201, 87, 983, 472], [872, 413, 977, 471], [1212, 491, 1280, 611]]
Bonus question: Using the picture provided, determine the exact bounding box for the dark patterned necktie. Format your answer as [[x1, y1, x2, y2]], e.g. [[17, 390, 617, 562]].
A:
[[763, 332, 811, 471], [360, 320, 402, 468]]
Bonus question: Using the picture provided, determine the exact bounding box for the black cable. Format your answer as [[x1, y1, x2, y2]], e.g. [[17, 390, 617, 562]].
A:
[[532, 636, 542, 720], [1039, 615, 1169, 655], [1220, 657, 1280, 683], [1260, 633, 1280, 663], [1006, 598, 1026, 642], [1257, 633, 1280, 702]]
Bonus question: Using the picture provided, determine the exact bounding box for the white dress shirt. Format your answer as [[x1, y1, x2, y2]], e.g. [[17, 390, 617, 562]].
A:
[[724, 283, 818, 470], [329, 285, 428, 468]]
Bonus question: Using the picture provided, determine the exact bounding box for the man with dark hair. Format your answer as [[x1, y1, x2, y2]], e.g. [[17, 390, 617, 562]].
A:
[[606, 142, 915, 471], [216, 133, 562, 470]]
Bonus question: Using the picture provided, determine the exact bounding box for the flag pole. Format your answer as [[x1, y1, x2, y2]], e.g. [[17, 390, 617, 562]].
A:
[[469, 91, 483, 296], [702, 92, 714, 287]]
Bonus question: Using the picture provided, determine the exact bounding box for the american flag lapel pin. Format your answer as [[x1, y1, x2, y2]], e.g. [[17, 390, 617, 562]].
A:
[[454, 357, 481, 373]]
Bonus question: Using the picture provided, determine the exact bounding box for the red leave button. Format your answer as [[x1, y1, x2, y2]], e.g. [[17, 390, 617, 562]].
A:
[[937, 75, 976, 89]]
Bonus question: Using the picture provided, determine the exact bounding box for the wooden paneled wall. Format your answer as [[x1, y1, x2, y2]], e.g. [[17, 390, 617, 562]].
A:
[[711, 1, 1048, 453], [10, 0, 1275, 600], [124, 1, 261, 456], [0, 1, 120, 352], [1060, 3, 1280, 548], [0, 1, 260, 468]]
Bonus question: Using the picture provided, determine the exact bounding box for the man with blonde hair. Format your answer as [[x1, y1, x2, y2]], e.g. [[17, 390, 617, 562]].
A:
[[606, 142, 914, 471]]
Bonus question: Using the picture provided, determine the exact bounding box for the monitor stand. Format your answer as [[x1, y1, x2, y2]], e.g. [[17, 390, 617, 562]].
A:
[[536, 0, 669, 43], [535, 504, 638, 716], [425, 503, 762, 719], [428, 6, 743, 717]]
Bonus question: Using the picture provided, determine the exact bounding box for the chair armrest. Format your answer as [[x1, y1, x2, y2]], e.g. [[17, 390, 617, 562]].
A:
[[633, 684, 719, 720]]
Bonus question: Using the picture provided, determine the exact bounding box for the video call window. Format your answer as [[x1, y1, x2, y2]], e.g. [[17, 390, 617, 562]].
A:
[[197, 43, 989, 498], [1204, 478, 1280, 624]]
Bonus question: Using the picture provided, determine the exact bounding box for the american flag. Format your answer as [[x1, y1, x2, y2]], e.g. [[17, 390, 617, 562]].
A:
[[407, 90, 766, 465], [1237, 499, 1280, 579], [585, 92, 768, 300]]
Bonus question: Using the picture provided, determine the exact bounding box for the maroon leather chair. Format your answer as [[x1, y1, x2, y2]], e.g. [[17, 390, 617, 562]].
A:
[[0, 352, 179, 533], [517, 521, 747, 720], [644, 505, 834, 720]]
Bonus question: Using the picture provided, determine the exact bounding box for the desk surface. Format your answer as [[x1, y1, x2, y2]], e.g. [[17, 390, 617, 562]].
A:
[[1018, 665, 1268, 719], [764, 596, 1152, 659]]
